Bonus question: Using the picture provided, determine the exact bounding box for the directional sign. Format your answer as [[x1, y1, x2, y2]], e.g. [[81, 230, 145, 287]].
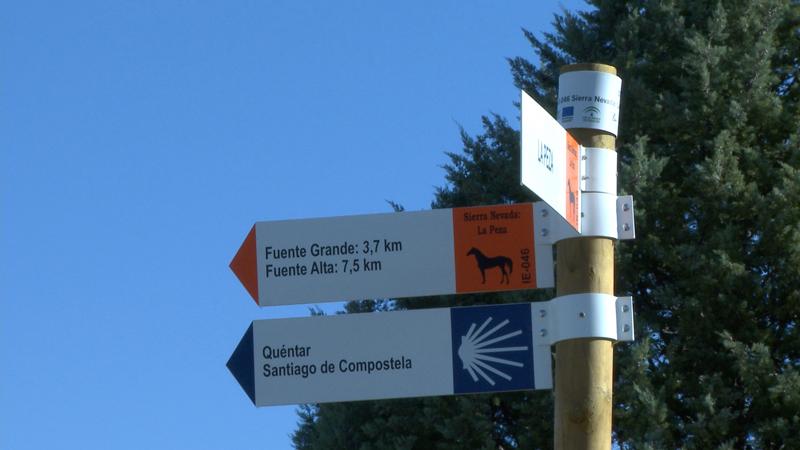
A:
[[520, 91, 581, 231], [230, 203, 553, 307], [227, 302, 551, 406]]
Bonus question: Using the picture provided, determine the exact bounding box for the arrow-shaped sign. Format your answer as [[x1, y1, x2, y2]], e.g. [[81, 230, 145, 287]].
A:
[[227, 301, 552, 406], [520, 91, 581, 231], [230, 203, 553, 307]]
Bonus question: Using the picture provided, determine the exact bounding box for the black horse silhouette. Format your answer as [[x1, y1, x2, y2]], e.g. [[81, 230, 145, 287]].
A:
[[568, 180, 576, 209], [466, 247, 513, 284], [568, 180, 577, 220]]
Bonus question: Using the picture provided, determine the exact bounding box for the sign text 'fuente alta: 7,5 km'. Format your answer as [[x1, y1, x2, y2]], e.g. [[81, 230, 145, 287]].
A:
[[230, 203, 553, 307]]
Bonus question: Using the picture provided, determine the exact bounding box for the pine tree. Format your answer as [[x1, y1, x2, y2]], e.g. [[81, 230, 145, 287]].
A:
[[294, 1, 800, 448]]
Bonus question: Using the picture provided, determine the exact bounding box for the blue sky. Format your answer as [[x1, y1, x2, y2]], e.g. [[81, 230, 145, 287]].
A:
[[2, 1, 585, 448]]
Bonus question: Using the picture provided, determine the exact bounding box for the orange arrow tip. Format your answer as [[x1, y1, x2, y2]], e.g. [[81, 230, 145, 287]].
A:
[[230, 226, 259, 305]]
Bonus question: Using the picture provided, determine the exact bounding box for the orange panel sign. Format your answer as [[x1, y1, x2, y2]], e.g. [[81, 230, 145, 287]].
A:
[[565, 134, 580, 229], [453, 203, 536, 293]]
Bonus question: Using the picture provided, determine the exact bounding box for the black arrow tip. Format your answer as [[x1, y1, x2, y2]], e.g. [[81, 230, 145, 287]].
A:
[[227, 323, 256, 405]]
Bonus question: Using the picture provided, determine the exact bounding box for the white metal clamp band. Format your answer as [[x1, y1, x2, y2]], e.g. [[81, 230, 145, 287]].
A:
[[581, 192, 617, 237], [530, 294, 635, 389], [580, 193, 636, 239], [534, 198, 635, 244], [581, 147, 617, 194], [532, 293, 634, 345]]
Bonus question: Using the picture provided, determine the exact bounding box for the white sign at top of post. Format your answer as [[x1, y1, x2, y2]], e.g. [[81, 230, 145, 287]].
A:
[[557, 70, 622, 136], [520, 91, 581, 231]]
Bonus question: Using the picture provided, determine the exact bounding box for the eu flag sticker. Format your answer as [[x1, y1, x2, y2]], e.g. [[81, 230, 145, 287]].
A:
[[561, 106, 574, 122], [450, 303, 534, 394]]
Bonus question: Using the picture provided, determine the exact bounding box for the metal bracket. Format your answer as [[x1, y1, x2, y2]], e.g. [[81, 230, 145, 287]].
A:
[[534, 201, 579, 245], [531, 294, 635, 389], [533, 294, 635, 345], [534, 195, 636, 244], [617, 195, 636, 240], [534, 237, 555, 288]]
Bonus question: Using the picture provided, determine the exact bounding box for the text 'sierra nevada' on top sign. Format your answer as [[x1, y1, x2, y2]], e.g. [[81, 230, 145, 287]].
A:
[[557, 70, 622, 136], [230, 203, 553, 307]]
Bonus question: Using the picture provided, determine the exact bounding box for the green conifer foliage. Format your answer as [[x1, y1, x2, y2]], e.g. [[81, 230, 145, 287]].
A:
[[294, 1, 799, 448]]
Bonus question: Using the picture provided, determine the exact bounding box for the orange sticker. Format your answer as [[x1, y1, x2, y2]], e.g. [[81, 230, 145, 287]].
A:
[[453, 203, 536, 293], [565, 133, 580, 230]]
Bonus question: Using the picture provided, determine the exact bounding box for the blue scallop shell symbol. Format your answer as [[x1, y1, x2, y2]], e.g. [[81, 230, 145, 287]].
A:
[[451, 303, 534, 394]]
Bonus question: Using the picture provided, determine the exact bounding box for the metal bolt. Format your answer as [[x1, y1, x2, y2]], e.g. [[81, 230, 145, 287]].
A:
[[623, 324, 631, 333], [623, 223, 631, 231], [578, 312, 586, 318], [541, 209, 548, 217], [539, 309, 547, 318], [623, 203, 631, 212], [540, 329, 548, 337], [622, 305, 630, 313], [541, 228, 549, 237]]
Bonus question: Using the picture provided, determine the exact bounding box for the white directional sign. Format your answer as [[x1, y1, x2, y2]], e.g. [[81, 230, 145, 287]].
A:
[[520, 91, 581, 231], [227, 302, 552, 406], [230, 203, 553, 307]]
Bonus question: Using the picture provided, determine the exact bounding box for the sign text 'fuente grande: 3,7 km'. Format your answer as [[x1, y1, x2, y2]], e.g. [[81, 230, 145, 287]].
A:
[[230, 203, 552, 307]]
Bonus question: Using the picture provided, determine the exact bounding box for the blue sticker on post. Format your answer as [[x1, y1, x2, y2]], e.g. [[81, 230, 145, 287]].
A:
[[561, 106, 574, 122], [450, 303, 535, 394]]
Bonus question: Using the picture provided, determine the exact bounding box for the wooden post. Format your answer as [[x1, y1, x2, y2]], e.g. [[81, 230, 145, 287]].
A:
[[554, 63, 618, 450]]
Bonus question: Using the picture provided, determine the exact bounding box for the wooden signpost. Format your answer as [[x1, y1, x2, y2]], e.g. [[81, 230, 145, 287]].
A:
[[553, 63, 622, 450]]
